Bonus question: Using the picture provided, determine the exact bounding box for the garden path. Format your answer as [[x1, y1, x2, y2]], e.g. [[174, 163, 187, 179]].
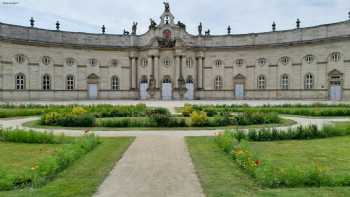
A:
[[93, 136, 204, 197]]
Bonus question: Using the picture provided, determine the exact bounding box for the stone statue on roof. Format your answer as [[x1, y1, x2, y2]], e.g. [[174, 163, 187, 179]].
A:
[[164, 1, 170, 12]]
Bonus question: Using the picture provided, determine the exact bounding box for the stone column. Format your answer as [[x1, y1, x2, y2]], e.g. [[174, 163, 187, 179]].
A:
[[197, 57, 203, 89], [131, 57, 137, 90], [155, 56, 160, 88], [174, 56, 180, 88], [129, 57, 133, 90], [135, 58, 139, 89], [148, 56, 153, 78]]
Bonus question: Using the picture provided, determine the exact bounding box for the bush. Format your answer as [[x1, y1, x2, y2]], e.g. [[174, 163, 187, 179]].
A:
[[191, 111, 208, 127], [182, 104, 193, 117], [41, 110, 96, 127], [214, 131, 236, 153], [96, 117, 156, 128]]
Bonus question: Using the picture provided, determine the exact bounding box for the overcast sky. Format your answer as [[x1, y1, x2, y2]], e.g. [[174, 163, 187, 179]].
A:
[[0, 0, 349, 35]]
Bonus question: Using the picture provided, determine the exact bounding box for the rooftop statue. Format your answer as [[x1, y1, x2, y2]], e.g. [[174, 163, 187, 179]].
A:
[[149, 18, 157, 30], [132, 22, 138, 35], [164, 2, 170, 12]]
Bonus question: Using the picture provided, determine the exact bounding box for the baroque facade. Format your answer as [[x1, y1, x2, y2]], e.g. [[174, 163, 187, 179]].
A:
[[1, 3, 350, 101]]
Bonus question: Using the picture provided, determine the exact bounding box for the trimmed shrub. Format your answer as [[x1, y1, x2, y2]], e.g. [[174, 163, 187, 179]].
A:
[[182, 104, 193, 117], [237, 124, 350, 142], [0, 129, 64, 144], [191, 111, 208, 127]]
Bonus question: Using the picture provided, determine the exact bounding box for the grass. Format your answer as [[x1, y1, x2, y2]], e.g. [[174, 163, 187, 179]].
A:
[[186, 137, 350, 197], [23, 118, 296, 131], [0, 142, 62, 177], [251, 136, 350, 182], [0, 137, 134, 197]]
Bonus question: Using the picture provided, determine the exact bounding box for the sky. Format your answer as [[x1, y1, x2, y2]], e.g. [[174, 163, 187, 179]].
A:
[[0, 0, 349, 35]]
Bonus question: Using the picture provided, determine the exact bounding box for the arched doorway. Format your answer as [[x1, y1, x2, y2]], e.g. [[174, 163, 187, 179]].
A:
[[162, 75, 172, 100], [185, 76, 194, 100], [328, 69, 343, 101], [87, 74, 99, 100], [234, 74, 246, 100], [140, 75, 149, 100]]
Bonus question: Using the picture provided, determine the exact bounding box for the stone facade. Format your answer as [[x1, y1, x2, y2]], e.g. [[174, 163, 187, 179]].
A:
[[1, 3, 350, 101]]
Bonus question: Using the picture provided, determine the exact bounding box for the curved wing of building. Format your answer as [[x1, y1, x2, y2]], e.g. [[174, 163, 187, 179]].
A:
[[0, 2, 349, 101]]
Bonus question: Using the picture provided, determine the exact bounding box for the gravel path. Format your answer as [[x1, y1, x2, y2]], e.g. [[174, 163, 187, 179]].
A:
[[94, 136, 204, 197]]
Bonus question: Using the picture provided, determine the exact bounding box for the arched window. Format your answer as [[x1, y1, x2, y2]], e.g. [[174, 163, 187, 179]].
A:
[[42, 74, 51, 90], [304, 55, 314, 64], [280, 74, 289, 90], [236, 59, 244, 66], [66, 58, 75, 66], [186, 76, 194, 84], [304, 73, 314, 89], [215, 60, 223, 68], [257, 75, 266, 89], [42, 56, 51, 65], [331, 52, 341, 62], [258, 58, 266, 66], [163, 30, 172, 40], [140, 75, 148, 84], [111, 76, 120, 90], [215, 76, 223, 90], [15, 73, 25, 90], [162, 76, 172, 83], [66, 75, 74, 90], [280, 56, 290, 65]]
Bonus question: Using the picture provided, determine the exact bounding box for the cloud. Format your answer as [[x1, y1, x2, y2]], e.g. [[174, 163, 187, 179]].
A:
[[0, 0, 349, 35]]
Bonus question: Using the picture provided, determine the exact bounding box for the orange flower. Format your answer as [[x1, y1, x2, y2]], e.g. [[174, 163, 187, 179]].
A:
[[255, 160, 261, 166]]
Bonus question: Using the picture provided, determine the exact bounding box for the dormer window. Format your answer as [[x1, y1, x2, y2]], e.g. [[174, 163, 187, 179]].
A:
[[165, 16, 170, 24]]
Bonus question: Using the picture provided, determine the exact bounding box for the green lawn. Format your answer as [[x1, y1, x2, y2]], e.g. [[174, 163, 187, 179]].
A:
[[251, 136, 350, 181], [23, 118, 296, 131], [186, 137, 350, 197], [0, 137, 134, 197], [0, 142, 62, 177]]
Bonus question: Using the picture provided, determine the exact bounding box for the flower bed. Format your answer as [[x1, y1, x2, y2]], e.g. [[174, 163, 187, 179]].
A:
[[215, 131, 350, 188]]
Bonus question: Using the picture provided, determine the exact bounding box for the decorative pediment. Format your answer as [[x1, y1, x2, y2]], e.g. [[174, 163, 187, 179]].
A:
[[234, 74, 246, 80], [328, 69, 343, 76], [87, 73, 99, 79]]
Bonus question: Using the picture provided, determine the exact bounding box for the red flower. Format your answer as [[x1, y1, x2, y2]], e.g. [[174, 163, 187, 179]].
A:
[[255, 160, 261, 166]]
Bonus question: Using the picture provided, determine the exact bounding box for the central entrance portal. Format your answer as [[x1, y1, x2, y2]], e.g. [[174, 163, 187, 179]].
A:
[[140, 76, 149, 100], [162, 76, 172, 100], [87, 74, 99, 100], [233, 74, 246, 100], [184, 76, 194, 100], [328, 70, 343, 101]]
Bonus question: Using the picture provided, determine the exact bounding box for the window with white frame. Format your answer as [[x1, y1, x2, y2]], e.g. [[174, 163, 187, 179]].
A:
[[280, 74, 289, 90], [141, 58, 148, 67], [304, 73, 315, 89], [214, 76, 223, 90], [257, 75, 266, 89], [186, 58, 193, 68], [304, 73, 314, 89], [15, 73, 25, 90], [42, 74, 51, 90], [15, 54, 25, 64], [66, 75, 74, 90], [331, 52, 341, 62], [164, 58, 171, 66], [111, 76, 120, 90], [42, 56, 51, 65]]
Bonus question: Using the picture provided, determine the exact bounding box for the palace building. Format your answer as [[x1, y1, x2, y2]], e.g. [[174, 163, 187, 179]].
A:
[[0, 2, 350, 101]]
